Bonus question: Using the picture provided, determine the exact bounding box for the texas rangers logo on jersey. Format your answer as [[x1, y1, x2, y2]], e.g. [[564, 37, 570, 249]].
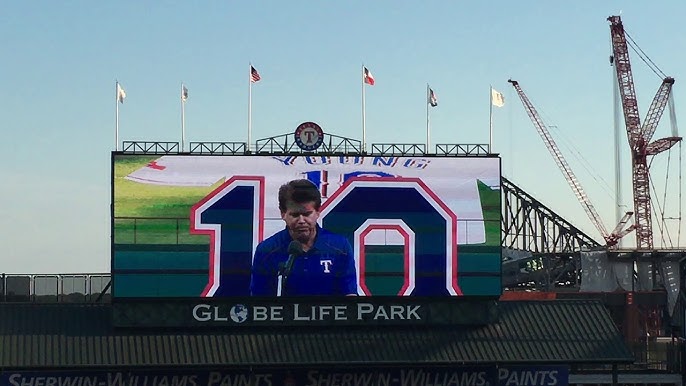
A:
[[320, 259, 333, 273], [294, 122, 324, 151]]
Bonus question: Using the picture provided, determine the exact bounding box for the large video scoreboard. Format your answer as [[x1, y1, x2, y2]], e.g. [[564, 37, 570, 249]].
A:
[[112, 154, 501, 326]]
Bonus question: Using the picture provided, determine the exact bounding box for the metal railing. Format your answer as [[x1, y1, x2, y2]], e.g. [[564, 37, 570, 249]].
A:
[[573, 339, 685, 374], [0, 273, 111, 303], [117, 140, 495, 156], [255, 133, 362, 154], [122, 141, 179, 154], [436, 144, 490, 156], [625, 339, 685, 372], [189, 141, 246, 155]]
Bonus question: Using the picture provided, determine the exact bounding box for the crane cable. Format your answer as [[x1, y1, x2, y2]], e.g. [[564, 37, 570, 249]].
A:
[[646, 103, 683, 249], [678, 141, 683, 247], [535, 106, 616, 203], [648, 153, 673, 247], [668, 88, 682, 247], [625, 31, 667, 80], [623, 26, 683, 247]]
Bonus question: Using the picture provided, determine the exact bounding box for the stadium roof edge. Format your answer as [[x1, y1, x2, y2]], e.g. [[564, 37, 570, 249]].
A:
[[0, 300, 633, 369]]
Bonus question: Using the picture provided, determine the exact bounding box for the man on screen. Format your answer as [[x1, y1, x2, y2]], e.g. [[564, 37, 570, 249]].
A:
[[250, 179, 357, 296]]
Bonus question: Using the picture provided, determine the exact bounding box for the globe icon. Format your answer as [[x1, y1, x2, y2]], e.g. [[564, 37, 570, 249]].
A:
[[230, 304, 249, 323]]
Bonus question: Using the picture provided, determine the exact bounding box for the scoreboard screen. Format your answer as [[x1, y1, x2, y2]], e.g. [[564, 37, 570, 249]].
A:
[[112, 154, 501, 299]]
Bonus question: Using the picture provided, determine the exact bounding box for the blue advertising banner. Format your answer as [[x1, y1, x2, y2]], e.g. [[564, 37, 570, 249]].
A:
[[1, 366, 568, 386]]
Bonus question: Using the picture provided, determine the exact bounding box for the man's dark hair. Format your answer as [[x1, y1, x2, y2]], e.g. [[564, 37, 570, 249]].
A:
[[278, 179, 322, 212]]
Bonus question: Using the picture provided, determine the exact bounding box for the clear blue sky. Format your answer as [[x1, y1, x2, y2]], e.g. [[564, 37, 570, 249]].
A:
[[1, 1, 684, 274]]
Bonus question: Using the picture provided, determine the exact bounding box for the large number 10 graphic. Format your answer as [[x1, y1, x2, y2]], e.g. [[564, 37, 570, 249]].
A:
[[191, 176, 461, 297]]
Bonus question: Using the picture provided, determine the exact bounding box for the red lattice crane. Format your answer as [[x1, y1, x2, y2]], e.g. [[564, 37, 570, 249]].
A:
[[509, 79, 634, 247], [608, 15, 682, 249]]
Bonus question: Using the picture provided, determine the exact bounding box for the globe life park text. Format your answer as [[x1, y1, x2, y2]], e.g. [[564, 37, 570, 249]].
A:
[[192, 303, 423, 324]]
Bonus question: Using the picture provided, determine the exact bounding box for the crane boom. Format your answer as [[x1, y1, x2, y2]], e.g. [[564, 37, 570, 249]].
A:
[[641, 78, 675, 143], [508, 79, 614, 244], [608, 15, 681, 249], [646, 137, 681, 155], [608, 16, 642, 150]]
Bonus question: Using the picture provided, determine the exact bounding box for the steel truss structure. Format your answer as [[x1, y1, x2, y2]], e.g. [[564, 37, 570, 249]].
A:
[[122, 141, 179, 154], [501, 176, 602, 290], [502, 176, 601, 253], [255, 132, 361, 154], [608, 15, 681, 249], [189, 142, 246, 155], [118, 137, 491, 156], [435, 144, 490, 156], [502, 176, 685, 304]]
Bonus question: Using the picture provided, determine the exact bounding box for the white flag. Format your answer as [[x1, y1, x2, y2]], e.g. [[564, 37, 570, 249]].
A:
[[117, 83, 126, 104], [491, 88, 504, 107]]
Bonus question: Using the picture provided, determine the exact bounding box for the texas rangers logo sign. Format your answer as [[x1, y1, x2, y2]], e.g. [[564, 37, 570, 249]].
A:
[[294, 122, 324, 151]]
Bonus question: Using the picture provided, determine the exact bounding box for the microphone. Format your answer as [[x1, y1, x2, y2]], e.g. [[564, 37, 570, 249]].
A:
[[282, 240, 304, 279], [277, 240, 303, 296]]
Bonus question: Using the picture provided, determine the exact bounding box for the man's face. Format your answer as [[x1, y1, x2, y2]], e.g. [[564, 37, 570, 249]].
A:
[[281, 201, 320, 244]]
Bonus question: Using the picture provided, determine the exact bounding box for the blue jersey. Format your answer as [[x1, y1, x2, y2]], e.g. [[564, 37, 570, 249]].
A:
[[250, 226, 357, 296]]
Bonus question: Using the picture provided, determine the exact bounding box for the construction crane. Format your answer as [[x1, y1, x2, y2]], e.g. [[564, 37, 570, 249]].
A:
[[508, 79, 634, 247], [607, 15, 682, 249]]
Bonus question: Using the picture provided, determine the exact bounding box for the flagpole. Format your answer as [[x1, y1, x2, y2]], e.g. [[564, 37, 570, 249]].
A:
[[426, 84, 430, 152], [115, 81, 120, 151], [248, 63, 253, 153], [489, 85, 493, 153], [181, 83, 186, 152], [361, 65, 366, 153]]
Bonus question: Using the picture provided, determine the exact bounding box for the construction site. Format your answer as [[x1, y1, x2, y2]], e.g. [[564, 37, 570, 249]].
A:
[[503, 14, 684, 339]]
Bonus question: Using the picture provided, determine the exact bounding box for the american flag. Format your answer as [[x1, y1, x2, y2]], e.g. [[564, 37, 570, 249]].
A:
[[181, 85, 189, 102], [250, 66, 261, 83], [428, 87, 438, 107]]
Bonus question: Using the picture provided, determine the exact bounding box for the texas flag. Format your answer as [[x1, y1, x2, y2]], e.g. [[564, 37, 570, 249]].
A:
[[363, 67, 375, 85]]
